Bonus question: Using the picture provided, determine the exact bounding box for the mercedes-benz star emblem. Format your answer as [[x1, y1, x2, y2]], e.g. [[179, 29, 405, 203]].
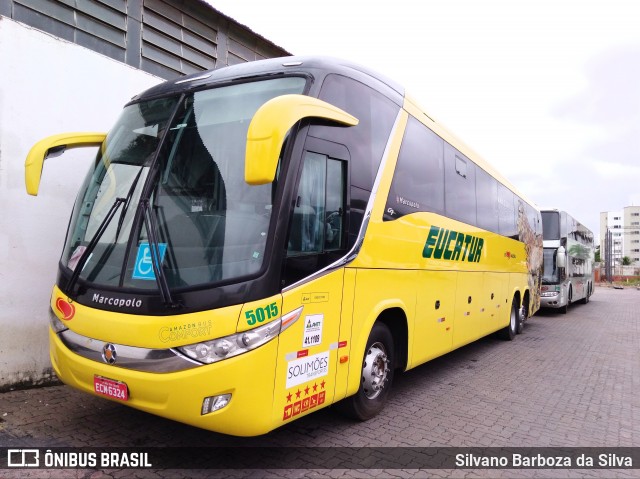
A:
[[102, 343, 117, 365]]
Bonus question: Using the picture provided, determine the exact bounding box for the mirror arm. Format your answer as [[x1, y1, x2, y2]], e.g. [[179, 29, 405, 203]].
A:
[[245, 95, 358, 185], [25, 132, 107, 196]]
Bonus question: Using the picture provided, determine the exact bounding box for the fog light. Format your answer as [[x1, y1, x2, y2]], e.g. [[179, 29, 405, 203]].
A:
[[201, 394, 232, 415]]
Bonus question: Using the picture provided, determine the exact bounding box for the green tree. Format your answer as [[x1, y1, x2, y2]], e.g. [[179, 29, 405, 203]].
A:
[[622, 256, 632, 266]]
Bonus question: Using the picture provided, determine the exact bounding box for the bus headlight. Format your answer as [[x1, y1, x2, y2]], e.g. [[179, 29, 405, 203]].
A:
[[176, 306, 303, 364], [541, 285, 561, 297]]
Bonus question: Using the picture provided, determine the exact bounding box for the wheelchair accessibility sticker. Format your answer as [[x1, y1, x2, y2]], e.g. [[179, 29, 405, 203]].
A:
[[133, 243, 167, 280]]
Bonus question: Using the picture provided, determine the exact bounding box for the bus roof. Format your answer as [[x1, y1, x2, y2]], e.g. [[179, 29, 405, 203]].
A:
[[131, 56, 405, 105], [131, 55, 538, 211]]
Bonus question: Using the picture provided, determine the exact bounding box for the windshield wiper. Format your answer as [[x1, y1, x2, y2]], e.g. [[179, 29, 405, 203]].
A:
[[115, 166, 146, 241], [141, 198, 179, 309], [65, 197, 126, 298]]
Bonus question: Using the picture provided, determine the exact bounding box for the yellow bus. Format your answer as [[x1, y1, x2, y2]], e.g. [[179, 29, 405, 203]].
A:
[[25, 57, 543, 436]]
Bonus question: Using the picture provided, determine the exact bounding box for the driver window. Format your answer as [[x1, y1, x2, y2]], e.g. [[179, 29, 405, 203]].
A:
[[287, 152, 345, 255]]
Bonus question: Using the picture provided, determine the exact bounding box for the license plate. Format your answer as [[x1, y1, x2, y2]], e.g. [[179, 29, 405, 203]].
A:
[[94, 375, 129, 401]]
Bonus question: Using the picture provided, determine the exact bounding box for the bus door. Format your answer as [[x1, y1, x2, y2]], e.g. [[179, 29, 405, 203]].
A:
[[273, 137, 350, 426]]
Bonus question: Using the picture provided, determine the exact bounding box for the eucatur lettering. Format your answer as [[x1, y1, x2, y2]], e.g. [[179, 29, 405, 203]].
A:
[[422, 225, 484, 263]]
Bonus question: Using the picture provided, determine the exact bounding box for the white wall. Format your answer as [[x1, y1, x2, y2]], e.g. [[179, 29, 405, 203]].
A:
[[0, 17, 162, 389]]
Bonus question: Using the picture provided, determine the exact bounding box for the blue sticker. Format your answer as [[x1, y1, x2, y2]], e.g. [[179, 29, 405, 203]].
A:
[[133, 243, 167, 280]]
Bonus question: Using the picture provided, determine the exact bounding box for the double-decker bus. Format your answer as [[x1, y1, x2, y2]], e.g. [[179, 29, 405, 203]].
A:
[[25, 56, 543, 436], [540, 209, 594, 313]]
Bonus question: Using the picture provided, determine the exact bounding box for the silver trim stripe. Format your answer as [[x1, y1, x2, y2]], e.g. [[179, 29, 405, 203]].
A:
[[59, 330, 201, 373]]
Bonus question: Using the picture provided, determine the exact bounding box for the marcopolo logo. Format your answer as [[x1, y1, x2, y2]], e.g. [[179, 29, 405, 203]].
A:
[[102, 343, 117, 365], [423, 225, 484, 263], [91, 293, 143, 309]]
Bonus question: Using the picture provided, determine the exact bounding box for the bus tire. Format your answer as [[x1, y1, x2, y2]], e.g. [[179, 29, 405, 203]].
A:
[[498, 300, 518, 341], [581, 283, 590, 304], [516, 303, 526, 335], [339, 322, 395, 421], [562, 286, 572, 314]]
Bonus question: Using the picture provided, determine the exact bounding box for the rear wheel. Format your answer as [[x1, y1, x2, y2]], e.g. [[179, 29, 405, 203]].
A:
[[498, 300, 518, 341], [516, 302, 527, 334], [581, 283, 591, 304], [338, 322, 395, 421]]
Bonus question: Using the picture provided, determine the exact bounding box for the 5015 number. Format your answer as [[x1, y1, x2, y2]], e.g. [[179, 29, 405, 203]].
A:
[[245, 302, 279, 326]]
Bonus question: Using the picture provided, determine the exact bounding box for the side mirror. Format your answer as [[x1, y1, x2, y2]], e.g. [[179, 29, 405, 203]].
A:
[[556, 246, 566, 269], [245, 94, 358, 185], [25, 132, 106, 196]]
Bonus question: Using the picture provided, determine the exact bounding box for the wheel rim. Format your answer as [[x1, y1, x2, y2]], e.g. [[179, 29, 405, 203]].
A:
[[362, 341, 390, 400], [510, 305, 517, 332]]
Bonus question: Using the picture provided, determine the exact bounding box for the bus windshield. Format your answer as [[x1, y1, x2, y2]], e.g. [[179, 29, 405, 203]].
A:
[[542, 211, 560, 240], [542, 248, 559, 284], [62, 77, 306, 291]]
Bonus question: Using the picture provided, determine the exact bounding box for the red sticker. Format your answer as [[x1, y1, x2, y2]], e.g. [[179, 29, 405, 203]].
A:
[[56, 298, 75, 320]]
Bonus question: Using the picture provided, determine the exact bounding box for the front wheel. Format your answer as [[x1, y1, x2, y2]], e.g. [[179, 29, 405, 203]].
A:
[[338, 322, 395, 421], [562, 286, 572, 314]]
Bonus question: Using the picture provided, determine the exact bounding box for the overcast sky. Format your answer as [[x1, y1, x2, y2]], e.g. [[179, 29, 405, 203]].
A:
[[209, 0, 639, 240]]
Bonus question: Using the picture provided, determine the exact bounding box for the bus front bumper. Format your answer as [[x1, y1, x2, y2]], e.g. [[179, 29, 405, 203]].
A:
[[49, 327, 279, 436], [540, 291, 565, 308]]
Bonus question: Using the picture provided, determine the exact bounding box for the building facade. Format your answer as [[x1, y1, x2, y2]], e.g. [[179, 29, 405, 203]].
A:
[[0, 0, 289, 79], [600, 206, 640, 267], [624, 206, 640, 265], [0, 0, 289, 390]]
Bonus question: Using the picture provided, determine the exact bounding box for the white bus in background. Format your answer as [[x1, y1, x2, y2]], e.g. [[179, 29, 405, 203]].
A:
[[540, 209, 595, 313]]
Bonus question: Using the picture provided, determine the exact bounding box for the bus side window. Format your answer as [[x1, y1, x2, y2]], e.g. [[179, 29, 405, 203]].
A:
[[476, 167, 499, 234], [385, 116, 444, 220], [444, 145, 477, 226], [287, 152, 346, 255], [325, 158, 345, 251], [497, 183, 517, 239]]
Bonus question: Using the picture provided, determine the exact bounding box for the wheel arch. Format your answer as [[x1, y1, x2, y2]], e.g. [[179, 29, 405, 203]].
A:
[[522, 288, 531, 316], [512, 288, 522, 310], [346, 302, 410, 396], [377, 307, 409, 372]]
